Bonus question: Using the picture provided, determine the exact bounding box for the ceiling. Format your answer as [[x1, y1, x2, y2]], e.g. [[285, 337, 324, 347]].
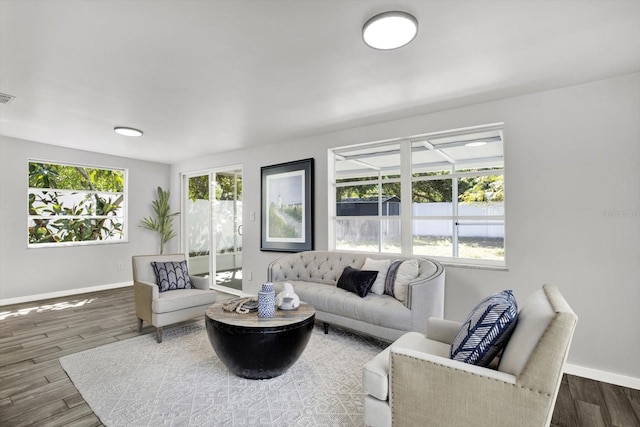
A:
[[1, 0, 639, 164]]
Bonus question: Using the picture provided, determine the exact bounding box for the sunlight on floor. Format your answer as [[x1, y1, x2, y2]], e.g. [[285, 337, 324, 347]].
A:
[[0, 298, 96, 321]]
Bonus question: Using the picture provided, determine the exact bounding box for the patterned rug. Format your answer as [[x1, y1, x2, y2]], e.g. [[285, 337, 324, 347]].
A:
[[59, 321, 387, 426]]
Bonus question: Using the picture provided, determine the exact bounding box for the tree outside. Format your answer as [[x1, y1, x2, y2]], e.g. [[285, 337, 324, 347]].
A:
[[28, 162, 125, 244]]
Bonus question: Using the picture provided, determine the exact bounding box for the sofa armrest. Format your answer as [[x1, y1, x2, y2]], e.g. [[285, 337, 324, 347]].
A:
[[133, 280, 157, 322], [190, 275, 210, 290], [389, 347, 552, 427], [406, 266, 445, 333], [425, 318, 462, 344], [267, 259, 282, 282]]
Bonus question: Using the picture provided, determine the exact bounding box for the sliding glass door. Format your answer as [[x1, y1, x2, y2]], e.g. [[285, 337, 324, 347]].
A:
[[212, 169, 242, 290], [183, 166, 243, 292]]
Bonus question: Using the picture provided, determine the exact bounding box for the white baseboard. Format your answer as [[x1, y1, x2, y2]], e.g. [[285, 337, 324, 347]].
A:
[[0, 281, 133, 306], [565, 363, 640, 390]]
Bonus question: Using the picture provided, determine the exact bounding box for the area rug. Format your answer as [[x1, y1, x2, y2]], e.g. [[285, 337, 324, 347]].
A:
[[59, 321, 387, 426]]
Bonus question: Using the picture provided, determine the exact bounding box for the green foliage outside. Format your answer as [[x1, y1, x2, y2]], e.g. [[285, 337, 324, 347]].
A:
[[217, 174, 242, 201], [28, 162, 124, 244], [188, 175, 209, 201], [458, 175, 504, 202], [336, 171, 503, 204], [188, 174, 242, 202], [29, 162, 124, 192]]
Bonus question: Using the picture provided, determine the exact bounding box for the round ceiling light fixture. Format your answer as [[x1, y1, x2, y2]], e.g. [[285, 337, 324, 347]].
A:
[[465, 141, 488, 147], [363, 11, 418, 50], [114, 126, 143, 137]]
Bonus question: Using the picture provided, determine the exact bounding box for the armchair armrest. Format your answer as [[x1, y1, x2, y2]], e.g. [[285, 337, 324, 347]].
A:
[[391, 347, 515, 383], [190, 275, 210, 290], [389, 347, 551, 427], [133, 280, 158, 322], [134, 279, 159, 298], [425, 317, 462, 345]]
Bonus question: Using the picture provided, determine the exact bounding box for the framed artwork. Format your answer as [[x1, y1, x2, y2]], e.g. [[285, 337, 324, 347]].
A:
[[261, 158, 314, 252]]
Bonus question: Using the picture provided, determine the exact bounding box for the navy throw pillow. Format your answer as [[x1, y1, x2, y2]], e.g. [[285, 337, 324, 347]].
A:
[[151, 261, 194, 293], [450, 290, 518, 367], [336, 266, 378, 298]]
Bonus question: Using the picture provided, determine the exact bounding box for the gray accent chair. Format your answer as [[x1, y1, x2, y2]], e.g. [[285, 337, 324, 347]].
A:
[[132, 254, 217, 343], [363, 285, 578, 427]]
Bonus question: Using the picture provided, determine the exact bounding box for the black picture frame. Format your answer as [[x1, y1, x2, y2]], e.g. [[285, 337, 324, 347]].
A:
[[261, 158, 314, 252]]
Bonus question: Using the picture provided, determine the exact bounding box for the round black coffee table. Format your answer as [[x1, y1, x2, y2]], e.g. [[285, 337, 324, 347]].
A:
[[205, 301, 315, 379]]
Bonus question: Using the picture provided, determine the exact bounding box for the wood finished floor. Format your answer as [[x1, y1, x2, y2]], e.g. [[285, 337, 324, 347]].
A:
[[0, 287, 638, 426]]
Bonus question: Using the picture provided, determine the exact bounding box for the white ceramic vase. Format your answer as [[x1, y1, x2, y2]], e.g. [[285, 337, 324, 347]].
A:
[[276, 282, 300, 310]]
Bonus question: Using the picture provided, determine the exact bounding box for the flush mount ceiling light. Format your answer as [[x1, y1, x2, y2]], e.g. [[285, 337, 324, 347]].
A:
[[114, 126, 143, 137], [465, 141, 488, 147], [363, 11, 418, 50]]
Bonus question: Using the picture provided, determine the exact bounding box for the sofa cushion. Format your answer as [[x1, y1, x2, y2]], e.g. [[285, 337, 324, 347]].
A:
[[152, 288, 217, 313], [363, 258, 391, 295], [393, 259, 419, 303], [337, 266, 378, 298], [151, 261, 193, 292], [450, 290, 518, 367], [363, 331, 450, 401], [281, 281, 411, 331]]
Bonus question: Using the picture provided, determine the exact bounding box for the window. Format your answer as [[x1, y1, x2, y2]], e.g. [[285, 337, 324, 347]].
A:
[[334, 141, 403, 254], [28, 161, 127, 247], [330, 124, 505, 267]]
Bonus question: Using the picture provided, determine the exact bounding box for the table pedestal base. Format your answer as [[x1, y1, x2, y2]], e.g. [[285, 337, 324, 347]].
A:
[[205, 314, 315, 379]]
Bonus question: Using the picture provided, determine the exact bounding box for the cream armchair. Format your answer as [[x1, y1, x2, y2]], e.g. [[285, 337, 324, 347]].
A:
[[363, 285, 577, 427], [132, 254, 217, 343]]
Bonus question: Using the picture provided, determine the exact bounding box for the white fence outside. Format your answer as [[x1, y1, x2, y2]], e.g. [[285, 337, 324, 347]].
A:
[[186, 199, 242, 254], [413, 202, 504, 238], [337, 202, 504, 239]]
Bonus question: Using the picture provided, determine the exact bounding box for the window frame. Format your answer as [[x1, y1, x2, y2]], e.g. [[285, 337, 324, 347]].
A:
[[27, 159, 128, 248], [411, 167, 505, 267], [329, 123, 506, 268]]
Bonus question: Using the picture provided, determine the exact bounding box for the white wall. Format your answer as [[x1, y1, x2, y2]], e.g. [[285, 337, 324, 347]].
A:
[[0, 136, 171, 302], [171, 73, 640, 382]]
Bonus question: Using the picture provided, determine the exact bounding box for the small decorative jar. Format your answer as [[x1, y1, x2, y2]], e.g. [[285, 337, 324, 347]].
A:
[[258, 282, 276, 318]]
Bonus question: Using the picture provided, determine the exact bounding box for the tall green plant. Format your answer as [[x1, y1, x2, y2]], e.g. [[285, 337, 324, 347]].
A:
[[139, 187, 179, 254]]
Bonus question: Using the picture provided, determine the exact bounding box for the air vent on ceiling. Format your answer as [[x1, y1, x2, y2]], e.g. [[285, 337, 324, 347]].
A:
[[0, 93, 16, 104]]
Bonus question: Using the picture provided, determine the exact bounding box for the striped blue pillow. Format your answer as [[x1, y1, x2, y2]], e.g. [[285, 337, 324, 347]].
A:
[[450, 290, 518, 367], [151, 261, 194, 293]]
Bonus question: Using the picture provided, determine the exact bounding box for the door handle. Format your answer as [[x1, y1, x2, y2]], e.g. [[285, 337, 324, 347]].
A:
[[237, 225, 243, 236]]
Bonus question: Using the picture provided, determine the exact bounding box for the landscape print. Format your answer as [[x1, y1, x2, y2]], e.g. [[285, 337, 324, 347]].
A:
[[266, 170, 305, 242]]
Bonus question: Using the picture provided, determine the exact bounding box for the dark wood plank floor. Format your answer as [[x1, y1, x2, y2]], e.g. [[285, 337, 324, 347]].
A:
[[0, 286, 638, 426]]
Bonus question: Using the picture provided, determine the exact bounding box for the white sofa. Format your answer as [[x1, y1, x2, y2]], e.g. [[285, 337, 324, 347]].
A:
[[132, 254, 217, 343], [267, 251, 445, 342], [362, 285, 578, 427]]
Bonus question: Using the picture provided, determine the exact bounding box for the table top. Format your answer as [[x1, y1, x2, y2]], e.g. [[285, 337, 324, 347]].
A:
[[205, 300, 315, 328]]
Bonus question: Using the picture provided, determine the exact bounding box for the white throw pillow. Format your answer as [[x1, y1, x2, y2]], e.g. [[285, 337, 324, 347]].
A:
[[362, 258, 391, 295], [393, 259, 419, 303]]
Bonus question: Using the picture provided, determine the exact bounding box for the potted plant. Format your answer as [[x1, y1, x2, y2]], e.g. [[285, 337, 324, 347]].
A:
[[139, 187, 179, 254]]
